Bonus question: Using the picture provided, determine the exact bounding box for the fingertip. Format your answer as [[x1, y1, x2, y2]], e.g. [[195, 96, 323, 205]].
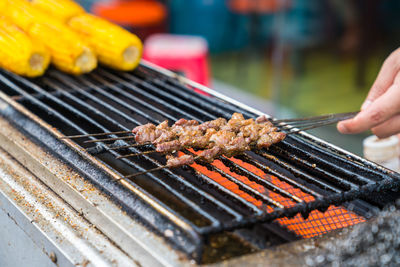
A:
[[337, 122, 350, 134]]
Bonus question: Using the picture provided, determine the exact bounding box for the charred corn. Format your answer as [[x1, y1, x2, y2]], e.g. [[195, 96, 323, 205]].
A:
[[0, 18, 50, 77], [29, 0, 85, 22], [1, 0, 97, 74], [68, 13, 142, 71]]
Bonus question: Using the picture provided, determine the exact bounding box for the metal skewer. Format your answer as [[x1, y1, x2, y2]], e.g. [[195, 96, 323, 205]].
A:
[[121, 156, 201, 179], [116, 150, 157, 159], [285, 112, 358, 134], [122, 166, 167, 179], [84, 135, 136, 143], [107, 143, 151, 150], [59, 130, 132, 139], [60, 111, 358, 144], [273, 111, 358, 124], [101, 112, 358, 157], [72, 111, 359, 157]]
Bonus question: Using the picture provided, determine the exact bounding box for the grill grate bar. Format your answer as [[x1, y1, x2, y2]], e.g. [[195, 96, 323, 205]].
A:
[[2, 65, 394, 239], [132, 69, 376, 182], [4, 65, 400, 263], [264, 149, 358, 191], [3, 65, 399, 263], [236, 154, 323, 198], [276, 140, 376, 185], [56, 72, 315, 211], [181, 150, 284, 208], [106, 70, 360, 199], [99, 71, 386, 219], [93, 71, 206, 122], [291, 134, 397, 181], [102, 70, 218, 121], [127, 74, 369, 190], [203, 177, 400, 234], [217, 156, 304, 203], [50, 72, 164, 124], [3, 71, 224, 232], [42, 78, 252, 228], [130, 68, 393, 206], [0, 74, 87, 136], [137, 71, 388, 211], [142, 67, 393, 184], [56, 77, 286, 211], [252, 151, 343, 193], [149, 73, 256, 118], [45, 75, 266, 220], [105, 69, 383, 211], [57, 69, 361, 218], [124, 71, 236, 119], [145, 72, 390, 190], [94, 72, 333, 207]]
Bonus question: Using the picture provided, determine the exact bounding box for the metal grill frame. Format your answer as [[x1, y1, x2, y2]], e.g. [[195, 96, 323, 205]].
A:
[[0, 61, 399, 262]]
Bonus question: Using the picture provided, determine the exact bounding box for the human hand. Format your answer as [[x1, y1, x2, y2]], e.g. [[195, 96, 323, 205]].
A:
[[337, 48, 400, 138]]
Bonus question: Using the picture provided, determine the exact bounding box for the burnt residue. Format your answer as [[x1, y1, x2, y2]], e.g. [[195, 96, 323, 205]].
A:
[[202, 232, 256, 264]]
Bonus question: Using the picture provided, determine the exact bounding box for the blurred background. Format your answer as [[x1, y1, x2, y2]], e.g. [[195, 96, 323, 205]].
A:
[[76, 0, 400, 156]]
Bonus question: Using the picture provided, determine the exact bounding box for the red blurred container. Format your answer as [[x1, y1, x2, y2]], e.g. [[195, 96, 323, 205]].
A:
[[228, 0, 289, 14], [92, 0, 167, 40], [143, 34, 211, 87]]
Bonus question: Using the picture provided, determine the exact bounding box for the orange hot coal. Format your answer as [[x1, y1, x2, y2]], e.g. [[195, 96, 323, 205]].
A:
[[184, 151, 365, 238]]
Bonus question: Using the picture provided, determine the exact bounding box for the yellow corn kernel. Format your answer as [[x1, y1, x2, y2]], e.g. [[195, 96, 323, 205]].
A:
[[68, 13, 143, 71], [1, 0, 97, 74], [0, 18, 50, 77], [29, 0, 85, 22], [29, 22, 97, 74], [1, 0, 49, 32]]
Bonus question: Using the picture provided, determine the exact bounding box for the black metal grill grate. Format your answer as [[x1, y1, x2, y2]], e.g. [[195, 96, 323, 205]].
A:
[[0, 64, 399, 263]]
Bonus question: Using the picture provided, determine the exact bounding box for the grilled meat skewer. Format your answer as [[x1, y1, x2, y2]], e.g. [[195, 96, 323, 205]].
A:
[[131, 113, 274, 146], [166, 154, 196, 167], [123, 117, 284, 159], [155, 127, 286, 169], [162, 132, 285, 171], [123, 114, 286, 178], [132, 118, 227, 145], [155, 124, 282, 155]]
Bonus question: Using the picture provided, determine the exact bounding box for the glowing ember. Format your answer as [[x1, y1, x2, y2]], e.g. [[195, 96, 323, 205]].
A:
[[186, 152, 365, 238]]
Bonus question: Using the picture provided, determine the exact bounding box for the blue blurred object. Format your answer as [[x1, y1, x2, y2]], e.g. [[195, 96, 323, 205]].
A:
[[277, 0, 327, 48], [169, 0, 327, 52], [75, 0, 99, 11], [169, 0, 250, 53]]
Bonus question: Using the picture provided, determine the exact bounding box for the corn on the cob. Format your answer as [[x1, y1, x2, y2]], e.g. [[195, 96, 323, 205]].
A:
[[0, 18, 50, 77], [68, 13, 143, 71], [29, 0, 85, 22], [13, 0, 143, 71], [1, 0, 97, 75]]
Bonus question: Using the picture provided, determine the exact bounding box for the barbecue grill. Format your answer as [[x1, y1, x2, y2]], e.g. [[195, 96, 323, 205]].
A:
[[0, 62, 399, 266]]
